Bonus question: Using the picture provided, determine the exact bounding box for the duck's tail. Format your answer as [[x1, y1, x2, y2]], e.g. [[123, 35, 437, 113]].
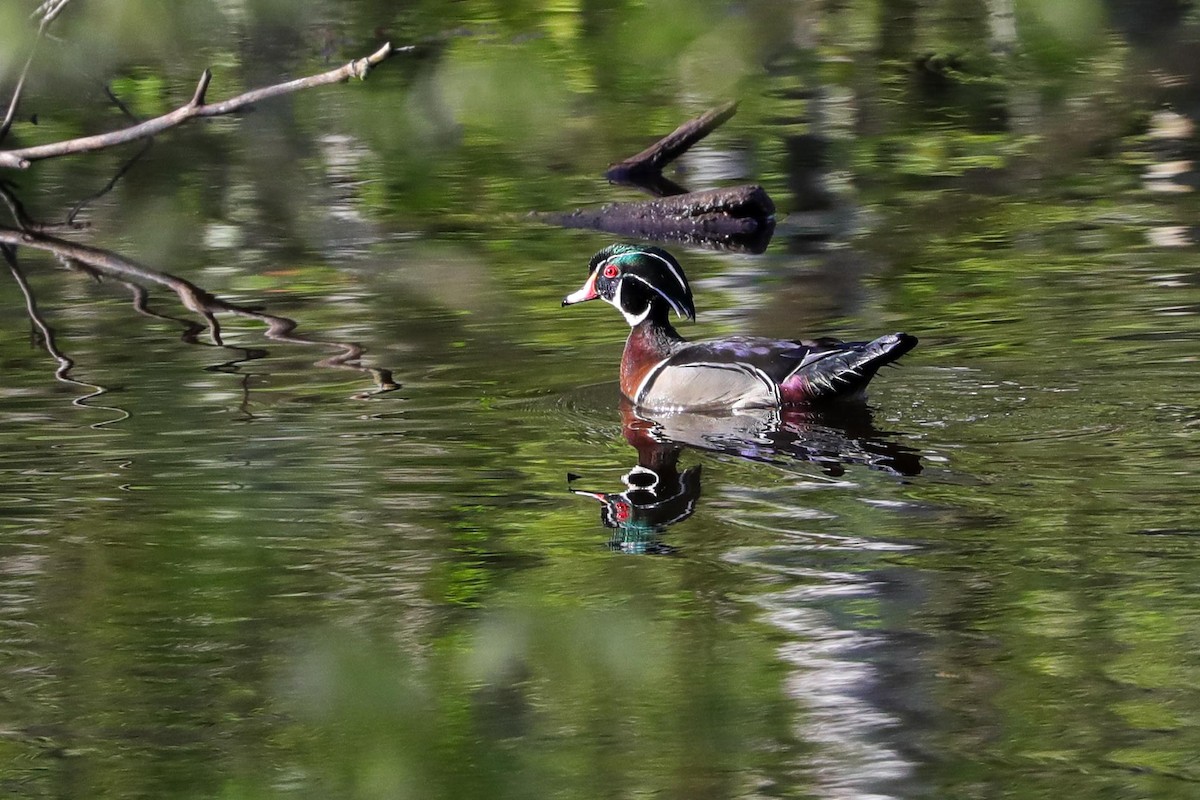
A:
[[786, 333, 918, 401]]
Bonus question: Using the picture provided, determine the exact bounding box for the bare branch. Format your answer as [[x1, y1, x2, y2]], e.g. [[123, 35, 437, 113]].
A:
[[190, 70, 213, 108], [0, 0, 75, 144], [0, 42, 409, 170], [33, 0, 74, 25]]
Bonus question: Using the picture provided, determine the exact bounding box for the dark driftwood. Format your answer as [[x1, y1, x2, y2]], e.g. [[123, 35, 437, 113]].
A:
[[538, 184, 776, 253], [538, 102, 776, 251], [605, 101, 738, 191], [0, 42, 406, 169]]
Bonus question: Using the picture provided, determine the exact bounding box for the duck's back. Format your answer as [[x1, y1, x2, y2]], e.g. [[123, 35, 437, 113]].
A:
[[630, 333, 917, 411]]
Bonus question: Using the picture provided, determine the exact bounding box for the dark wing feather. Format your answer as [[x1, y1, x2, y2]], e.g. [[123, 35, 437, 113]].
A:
[[668, 336, 817, 382], [779, 333, 918, 400], [635, 333, 917, 408]]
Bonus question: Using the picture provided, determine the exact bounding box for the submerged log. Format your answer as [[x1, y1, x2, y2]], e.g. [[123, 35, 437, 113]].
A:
[[536, 184, 775, 253]]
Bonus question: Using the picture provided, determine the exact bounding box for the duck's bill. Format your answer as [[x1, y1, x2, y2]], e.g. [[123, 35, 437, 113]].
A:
[[562, 272, 599, 306], [567, 487, 607, 501]]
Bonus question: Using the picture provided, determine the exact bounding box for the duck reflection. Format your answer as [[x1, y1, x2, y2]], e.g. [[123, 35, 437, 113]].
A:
[[569, 410, 702, 555], [570, 400, 921, 553]]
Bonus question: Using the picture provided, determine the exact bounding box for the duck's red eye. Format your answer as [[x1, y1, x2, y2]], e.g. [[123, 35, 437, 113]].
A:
[[602, 263, 620, 279]]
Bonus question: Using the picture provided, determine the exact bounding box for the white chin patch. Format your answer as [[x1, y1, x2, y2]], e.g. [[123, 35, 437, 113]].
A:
[[611, 280, 651, 326], [621, 304, 651, 326]]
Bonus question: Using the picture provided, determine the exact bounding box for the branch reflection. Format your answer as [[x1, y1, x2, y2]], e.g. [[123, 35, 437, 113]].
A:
[[0, 225, 398, 419], [3, 244, 129, 426]]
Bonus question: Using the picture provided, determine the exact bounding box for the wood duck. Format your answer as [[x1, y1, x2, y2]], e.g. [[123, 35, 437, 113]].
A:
[[562, 244, 918, 411]]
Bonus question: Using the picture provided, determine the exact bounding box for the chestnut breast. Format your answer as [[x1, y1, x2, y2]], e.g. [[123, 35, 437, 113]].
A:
[[620, 325, 675, 400]]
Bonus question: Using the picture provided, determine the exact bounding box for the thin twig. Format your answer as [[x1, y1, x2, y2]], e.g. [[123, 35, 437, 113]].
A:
[[103, 83, 141, 123], [0, 179, 85, 232], [0, 0, 73, 144], [64, 138, 152, 225], [33, 0, 73, 25], [0, 42, 409, 169], [0, 48, 40, 144], [0, 135, 148, 231]]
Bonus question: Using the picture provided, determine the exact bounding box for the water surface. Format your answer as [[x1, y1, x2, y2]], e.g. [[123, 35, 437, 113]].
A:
[[2, 2, 1199, 798]]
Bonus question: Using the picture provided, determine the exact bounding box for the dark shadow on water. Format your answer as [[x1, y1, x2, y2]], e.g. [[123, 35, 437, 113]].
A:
[[568, 399, 921, 553]]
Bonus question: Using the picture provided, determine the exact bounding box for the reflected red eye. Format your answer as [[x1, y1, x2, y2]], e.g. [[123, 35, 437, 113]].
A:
[[602, 263, 619, 279], [613, 501, 631, 522]]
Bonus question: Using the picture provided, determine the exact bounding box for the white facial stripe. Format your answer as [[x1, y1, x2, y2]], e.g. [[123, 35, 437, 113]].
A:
[[621, 304, 651, 326], [626, 273, 689, 320], [622, 465, 660, 492], [613, 279, 651, 326], [637, 249, 688, 295]]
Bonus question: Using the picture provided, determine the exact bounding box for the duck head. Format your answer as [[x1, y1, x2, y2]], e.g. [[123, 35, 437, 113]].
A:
[[562, 244, 696, 326], [568, 462, 702, 554]]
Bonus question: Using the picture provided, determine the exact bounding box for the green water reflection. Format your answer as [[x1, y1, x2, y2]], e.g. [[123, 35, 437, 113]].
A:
[[2, 1, 1200, 798]]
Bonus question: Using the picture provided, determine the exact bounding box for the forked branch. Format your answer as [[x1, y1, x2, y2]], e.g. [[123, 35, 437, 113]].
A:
[[0, 42, 408, 169], [0, 0, 75, 143]]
